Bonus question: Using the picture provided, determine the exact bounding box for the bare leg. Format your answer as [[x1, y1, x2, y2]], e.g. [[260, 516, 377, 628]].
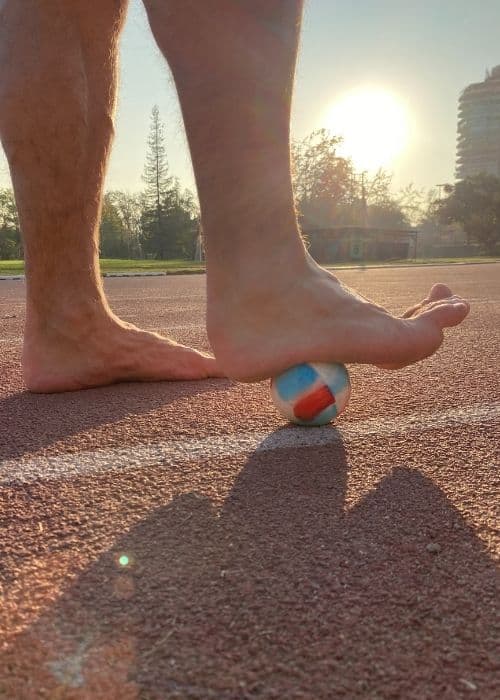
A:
[[0, 0, 220, 392], [144, 0, 469, 381]]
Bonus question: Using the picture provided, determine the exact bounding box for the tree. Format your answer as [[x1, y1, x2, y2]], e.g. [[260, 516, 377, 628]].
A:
[[140, 106, 200, 259], [161, 183, 199, 259], [106, 190, 144, 258], [141, 105, 174, 258], [366, 201, 410, 229], [292, 129, 410, 230], [437, 174, 500, 254], [0, 188, 21, 259], [99, 193, 128, 258], [396, 183, 426, 227], [100, 194, 129, 258], [292, 129, 353, 226], [362, 171, 410, 228]]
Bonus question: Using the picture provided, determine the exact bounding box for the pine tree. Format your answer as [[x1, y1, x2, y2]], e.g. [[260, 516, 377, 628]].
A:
[[142, 105, 172, 258], [141, 105, 200, 259]]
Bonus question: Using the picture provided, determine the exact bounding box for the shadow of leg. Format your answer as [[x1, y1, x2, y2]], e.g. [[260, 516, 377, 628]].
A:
[[1, 437, 498, 698]]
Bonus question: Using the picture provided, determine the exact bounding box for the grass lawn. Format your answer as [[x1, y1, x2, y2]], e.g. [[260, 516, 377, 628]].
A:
[[0, 258, 206, 275], [0, 256, 498, 276], [337, 256, 500, 266]]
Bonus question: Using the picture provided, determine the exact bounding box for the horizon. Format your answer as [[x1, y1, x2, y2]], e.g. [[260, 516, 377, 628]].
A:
[[1, 0, 499, 197]]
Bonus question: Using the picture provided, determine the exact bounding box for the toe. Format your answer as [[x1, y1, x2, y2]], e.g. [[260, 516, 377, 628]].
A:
[[420, 300, 470, 328], [402, 283, 455, 319], [427, 283, 453, 302], [402, 302, 423, 319], [201, 354, 226, 378], [379, 298, 469, 370], [170, 346, 226, 380]]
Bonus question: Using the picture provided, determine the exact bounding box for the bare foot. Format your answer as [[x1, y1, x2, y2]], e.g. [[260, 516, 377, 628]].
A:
[[23, 308, 222, 393], [208, 258, 470, 381]]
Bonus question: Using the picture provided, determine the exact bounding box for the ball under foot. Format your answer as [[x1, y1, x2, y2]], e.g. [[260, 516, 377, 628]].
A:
[[270, 362, 351, 426]]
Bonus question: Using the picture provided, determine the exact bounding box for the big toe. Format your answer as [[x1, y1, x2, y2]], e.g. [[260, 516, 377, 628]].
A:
[[427, 282, 453, 302], [403, 283, 455, 319], [421, 299, 470, 329]]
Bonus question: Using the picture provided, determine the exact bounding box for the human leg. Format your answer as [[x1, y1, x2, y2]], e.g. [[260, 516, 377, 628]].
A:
[[143, 0, 469, 381], [0, 0, 220, 392]]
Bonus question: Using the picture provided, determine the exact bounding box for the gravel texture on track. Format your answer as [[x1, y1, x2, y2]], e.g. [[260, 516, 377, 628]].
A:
[[0, 264, 499, 699]]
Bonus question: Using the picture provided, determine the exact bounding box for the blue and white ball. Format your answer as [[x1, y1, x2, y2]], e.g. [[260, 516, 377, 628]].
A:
[[270, 362, 351, 426]]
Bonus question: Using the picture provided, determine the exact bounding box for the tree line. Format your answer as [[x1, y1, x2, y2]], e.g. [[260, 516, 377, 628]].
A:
[[0, 106, 201, 261], [1, 110, 499, 259]]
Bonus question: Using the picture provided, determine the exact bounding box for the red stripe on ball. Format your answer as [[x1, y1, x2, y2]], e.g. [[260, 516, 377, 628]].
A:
[[293, 385, 336, 421]]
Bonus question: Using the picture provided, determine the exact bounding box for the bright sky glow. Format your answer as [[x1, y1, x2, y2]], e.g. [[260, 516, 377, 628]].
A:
[[0, 0, 500, 192], [324, 88, 411, 172]]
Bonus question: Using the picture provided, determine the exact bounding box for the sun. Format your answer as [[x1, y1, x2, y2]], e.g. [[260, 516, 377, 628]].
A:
[[323, 88, 411, 172]]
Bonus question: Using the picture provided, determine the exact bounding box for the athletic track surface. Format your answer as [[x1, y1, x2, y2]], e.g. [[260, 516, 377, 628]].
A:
[[0, 264, 499, 699]]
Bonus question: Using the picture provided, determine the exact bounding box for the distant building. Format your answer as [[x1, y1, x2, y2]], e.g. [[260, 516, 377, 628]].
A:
[[456, 65, 500, 180], [304, 226, 418, 263]]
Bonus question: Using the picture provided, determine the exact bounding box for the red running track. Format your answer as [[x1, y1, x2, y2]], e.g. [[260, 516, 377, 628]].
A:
[[0, 264, 499, 699]]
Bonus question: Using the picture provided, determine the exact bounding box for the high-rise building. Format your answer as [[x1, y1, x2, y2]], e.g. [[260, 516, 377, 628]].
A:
[[456, 65, 500, 180]]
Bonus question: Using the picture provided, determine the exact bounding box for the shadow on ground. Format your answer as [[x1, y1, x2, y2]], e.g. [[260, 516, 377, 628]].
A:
[[1, 433, 498, 699], [0, 379, 232, 460]]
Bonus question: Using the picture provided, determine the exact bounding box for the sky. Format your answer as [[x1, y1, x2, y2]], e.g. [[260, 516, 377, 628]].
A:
[[1, 0, 500, 196]]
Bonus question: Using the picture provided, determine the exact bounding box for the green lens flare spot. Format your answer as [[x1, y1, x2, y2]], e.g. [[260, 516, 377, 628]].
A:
[[118, 555, 129, 567]]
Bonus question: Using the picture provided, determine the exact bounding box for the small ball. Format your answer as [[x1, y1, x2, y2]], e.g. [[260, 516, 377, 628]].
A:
[[270, 362, 351, 426]]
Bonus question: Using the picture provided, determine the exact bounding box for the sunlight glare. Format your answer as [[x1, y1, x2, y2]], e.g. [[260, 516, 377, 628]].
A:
[[324, 88, 411, 172]]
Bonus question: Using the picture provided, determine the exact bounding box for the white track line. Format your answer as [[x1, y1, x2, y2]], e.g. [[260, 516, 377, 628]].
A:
[[1, 401, 499, 486]]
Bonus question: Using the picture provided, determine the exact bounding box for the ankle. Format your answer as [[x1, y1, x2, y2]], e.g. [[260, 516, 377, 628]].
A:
[[207, 236, 310, 305], [25, 295, 113, 341]]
